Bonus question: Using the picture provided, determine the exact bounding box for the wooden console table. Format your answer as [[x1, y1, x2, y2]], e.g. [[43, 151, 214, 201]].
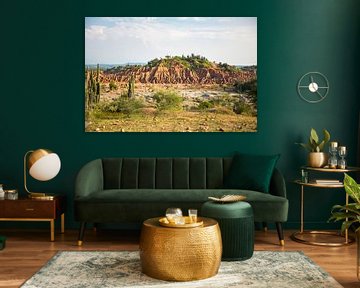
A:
[[0, 195, 65, 241]]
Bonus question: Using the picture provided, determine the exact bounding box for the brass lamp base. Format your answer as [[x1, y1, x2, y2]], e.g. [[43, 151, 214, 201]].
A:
[[28, 193, 55, 200]]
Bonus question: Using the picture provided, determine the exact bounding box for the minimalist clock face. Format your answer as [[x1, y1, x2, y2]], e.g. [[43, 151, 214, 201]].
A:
[[297, 72, 329, 103]]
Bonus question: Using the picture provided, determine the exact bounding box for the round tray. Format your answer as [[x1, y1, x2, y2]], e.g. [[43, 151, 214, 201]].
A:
[[159, 216, 204, 228], [208, 194, 246, 203]]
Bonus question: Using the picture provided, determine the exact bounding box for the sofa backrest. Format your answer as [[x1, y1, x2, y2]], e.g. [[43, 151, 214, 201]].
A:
[[102, 158, 233, 189]]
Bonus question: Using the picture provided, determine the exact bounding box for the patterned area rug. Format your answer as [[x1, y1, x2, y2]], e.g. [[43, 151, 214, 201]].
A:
[[21, 251, 342, 288]]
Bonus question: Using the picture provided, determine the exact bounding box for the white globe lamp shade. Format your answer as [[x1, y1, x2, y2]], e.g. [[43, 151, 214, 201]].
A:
[[28, 150, 61, 181]]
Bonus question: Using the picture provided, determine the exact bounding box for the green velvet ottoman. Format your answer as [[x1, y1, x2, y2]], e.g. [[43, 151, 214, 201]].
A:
[[201, 201, 254, 261]]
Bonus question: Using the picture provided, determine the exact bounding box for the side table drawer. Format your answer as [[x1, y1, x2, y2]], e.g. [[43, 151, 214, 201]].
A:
[[2, 201, 55, 218]]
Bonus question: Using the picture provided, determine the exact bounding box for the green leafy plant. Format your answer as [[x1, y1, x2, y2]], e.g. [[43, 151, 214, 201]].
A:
[[329, 173, 360, 233], [296, 128, 331, 152], [153, 90, 183, 111]]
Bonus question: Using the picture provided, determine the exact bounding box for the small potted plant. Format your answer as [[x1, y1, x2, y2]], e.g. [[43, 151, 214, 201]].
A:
[[329, 173, 360, 279], [296, 128, 330, 167]]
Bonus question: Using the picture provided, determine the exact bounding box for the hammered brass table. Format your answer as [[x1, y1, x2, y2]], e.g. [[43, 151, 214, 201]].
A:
[[139, 217, 222, 281]]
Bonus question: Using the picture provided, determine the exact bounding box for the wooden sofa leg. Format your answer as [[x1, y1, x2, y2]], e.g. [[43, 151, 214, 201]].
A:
[[78, 222, 86, 246], [276, 222, 284, 246], [262, 222, 268, 232]]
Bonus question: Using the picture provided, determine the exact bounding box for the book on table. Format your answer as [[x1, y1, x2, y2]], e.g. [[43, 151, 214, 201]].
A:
[[314, 179, 341, 185]]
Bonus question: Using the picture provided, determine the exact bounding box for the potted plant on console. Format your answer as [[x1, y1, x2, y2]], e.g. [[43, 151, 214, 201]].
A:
[[297, 128, 330, 168]]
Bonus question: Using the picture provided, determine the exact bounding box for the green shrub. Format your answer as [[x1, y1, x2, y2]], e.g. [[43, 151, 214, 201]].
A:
[[198, 100, 215, 110], [153, 90, 183, 111], [109, 80, 118, 91], [95, 97, 145, 114], [233, 100, 256, 116]]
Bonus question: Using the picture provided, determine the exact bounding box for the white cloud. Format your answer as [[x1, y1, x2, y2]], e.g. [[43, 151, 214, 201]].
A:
[[85, 17, 257, 65]]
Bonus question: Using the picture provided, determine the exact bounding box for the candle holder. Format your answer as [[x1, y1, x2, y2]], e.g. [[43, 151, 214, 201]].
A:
[[337, 146, 347, 169], [328, 142, 338, 169]]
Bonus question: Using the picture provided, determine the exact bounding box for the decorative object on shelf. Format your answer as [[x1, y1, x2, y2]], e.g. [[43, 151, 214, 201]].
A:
[[208, 194, 246, 203], [300, 169, 309, 183], [4, 189, 18, 200], [297, 71, 329, 103], [24, 148, 61, 199], [329, 173, 360, 280], [328, 142, 338, 169], [338, 146, 347, 169], [315, 179, 340, 185], [296, 128, 330, 168], [0, 184, 4, 199]]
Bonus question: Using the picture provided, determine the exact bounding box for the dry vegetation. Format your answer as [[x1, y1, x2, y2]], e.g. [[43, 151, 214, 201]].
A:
[[86, 110, 257, 132]]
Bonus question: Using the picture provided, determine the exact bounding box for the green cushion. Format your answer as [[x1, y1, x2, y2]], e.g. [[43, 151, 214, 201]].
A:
[[224, 153, 280, 193], [74, 188, 288, 222], [201, 201, 253, 218]]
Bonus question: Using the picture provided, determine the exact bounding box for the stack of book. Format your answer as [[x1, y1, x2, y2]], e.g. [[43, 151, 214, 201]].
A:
[[314, 179, 341, 185]]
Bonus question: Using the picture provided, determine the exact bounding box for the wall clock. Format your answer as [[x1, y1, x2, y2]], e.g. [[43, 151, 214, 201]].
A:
[[297, 72, 329, 103]]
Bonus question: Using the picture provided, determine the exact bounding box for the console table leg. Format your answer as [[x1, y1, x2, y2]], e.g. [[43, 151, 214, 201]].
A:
[[61, 213, 65, 234], [300, 185, 304, 233], [50, 220, 55, 242]]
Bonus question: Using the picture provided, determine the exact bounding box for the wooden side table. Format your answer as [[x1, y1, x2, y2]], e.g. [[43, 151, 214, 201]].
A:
[[0, 195, 66, 241]]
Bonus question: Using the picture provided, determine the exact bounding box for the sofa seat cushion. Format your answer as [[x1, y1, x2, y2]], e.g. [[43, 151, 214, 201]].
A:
[[75, 189, 288, 222]]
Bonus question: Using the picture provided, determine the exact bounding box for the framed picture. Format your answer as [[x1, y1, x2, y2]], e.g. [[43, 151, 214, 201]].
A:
[[85, 17, 257, 132]]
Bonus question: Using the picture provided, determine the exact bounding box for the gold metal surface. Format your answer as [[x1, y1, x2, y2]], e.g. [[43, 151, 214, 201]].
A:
[[308, 152, 328, 168], [291, 231, 355, 246], [293, 170, 357, 246], [24, 149, 55, 198], [280, 240, 285, 246], [61, 213, 65, 234], [301, 166, 360, 173], [77, 240, 83, 246], [140, 217, 222, 281], [28, 193, 54, 200], [28, 149, 52, 168]]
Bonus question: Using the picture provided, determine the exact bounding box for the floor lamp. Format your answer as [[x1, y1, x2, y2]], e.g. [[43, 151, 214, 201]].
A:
[[24, 148, 61, 199]]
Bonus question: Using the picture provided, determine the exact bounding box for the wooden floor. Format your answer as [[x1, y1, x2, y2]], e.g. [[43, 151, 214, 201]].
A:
[[0, 228, 358, 288]]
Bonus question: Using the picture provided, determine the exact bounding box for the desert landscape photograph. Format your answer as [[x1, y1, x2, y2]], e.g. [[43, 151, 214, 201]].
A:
[[85, 17, 257, 132]]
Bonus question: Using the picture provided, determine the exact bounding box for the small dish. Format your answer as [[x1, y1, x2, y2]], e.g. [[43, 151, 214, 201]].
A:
[[208, 194, 246, 203]]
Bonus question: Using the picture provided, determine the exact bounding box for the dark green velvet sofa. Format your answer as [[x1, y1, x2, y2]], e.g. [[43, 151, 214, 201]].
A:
[[74, 157, 288, 245]]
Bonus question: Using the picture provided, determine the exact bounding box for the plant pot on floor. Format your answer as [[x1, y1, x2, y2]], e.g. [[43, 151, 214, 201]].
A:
[[308, 152, 328, 168]]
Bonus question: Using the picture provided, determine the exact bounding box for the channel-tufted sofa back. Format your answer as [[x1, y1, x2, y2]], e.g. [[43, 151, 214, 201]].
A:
[[102, 157, 233, 190]]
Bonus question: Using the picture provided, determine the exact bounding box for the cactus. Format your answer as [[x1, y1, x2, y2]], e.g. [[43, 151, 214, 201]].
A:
[[85, 64, 101, 108], [127, 75, 135, 98]]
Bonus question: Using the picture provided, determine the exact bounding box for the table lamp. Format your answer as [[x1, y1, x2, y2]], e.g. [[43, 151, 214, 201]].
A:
[[24, 148, 61, 199]]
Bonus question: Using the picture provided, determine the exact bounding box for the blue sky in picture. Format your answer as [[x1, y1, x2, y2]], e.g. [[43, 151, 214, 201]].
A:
[[85, 17, 257, 66]]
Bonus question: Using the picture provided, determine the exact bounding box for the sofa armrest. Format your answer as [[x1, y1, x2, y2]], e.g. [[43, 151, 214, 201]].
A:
[[75, 159, 104, 199], [269, 168, 287, 198]]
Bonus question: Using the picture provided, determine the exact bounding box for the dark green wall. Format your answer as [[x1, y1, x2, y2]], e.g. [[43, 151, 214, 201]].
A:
[[1, 0, 359, 230]]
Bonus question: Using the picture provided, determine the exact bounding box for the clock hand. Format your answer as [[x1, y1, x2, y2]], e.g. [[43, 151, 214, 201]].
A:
[[316, 90, 323, 98]]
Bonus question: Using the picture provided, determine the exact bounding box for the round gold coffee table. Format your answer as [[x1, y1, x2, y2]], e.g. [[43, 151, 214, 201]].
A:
[[139, 217, 222, 281]]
